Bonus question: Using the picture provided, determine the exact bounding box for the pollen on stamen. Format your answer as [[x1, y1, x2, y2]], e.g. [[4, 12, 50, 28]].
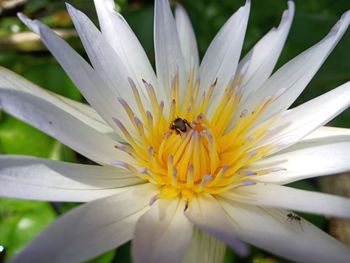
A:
[[111, 160, 137, 173], [252, 167, 287, 176], [244, 170, 257, 176], [114, 144, 135, 157], [243, 180, 256, 186], [139, 167, 149, 174], [210, 166, 229, 186], [171, 168, 178, 186], [149, 194, 159, 206], [198, 174, 213, 192], [186, 164, 194, 187]]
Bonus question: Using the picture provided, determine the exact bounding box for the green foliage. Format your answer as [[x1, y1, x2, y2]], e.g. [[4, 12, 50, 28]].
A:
[[0, 115, 55, 157], [114, 242, 133, 263], [87, 251, 116, 263], [224, 248, 236, 263], [0, 17, 22, 36], [0, 198, 56, 261], [23, 63, 81, 101]]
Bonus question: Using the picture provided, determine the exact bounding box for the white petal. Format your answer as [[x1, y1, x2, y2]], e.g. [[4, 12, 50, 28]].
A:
[[223, 183, 350, 219], [0, 155, 143, 202], [93, 0, 158, 99], [60, 97, 119, 139], [304, 126, 350, 140], [66, 4, 152, 118], [0, 65, 115, 137], [133, 198, 193, 263], [12, 184, 158, 263], [255, 81, 350, 151], [185, 194, 249, 257], [219, 199, 350, 263], [187, 195, 350, 262], [175, 4, 199, 75], [237, 1, 294, 105], [248, 134, 350, 184], [154, 0, 187, 104], [200, 0, 250, 116], [0, 88, 135, 165], [17, 13, 133, 136], [183, 228, 227, 263], [244, 10, 350, 123]]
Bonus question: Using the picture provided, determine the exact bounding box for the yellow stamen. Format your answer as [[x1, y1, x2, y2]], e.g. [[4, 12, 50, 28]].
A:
[[114, 73, 280, 200], [186, 164, 195, 188], [128, 78, 148, 123]]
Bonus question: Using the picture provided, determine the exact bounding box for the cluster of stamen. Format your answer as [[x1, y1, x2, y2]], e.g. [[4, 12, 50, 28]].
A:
[[113, 70, 284, 200]]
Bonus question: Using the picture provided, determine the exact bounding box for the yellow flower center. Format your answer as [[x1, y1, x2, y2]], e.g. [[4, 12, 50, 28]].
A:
[[114, 71, 282, 201]]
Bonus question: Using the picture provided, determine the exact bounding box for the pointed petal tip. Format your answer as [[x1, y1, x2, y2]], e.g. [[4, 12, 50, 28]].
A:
[[287, 0, 295, 6], [339, 10, 350, 33], [278, 1, 294, 27], [287, 1, 295, 15], [65, 2, 81, 17], [328, 9, 350, 38], [17, 12, 31, 26], [175, 3, 188, 21], [236, 0, 251, 23], [175, 2, 184, 11], [234, 0, 251, 14], [17, 12, 26, 21], [341, 8, 350, 20], [17, 13, 40, 34], [65, 2, 75, 13]]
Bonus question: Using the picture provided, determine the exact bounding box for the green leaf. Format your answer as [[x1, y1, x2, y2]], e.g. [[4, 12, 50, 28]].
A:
[[0, 198, 56, 261], [87, 250, 115, 263], [0, 115, 77, 161], [49, 141, 77, 163], [23, 63, 81, 101], [24, 0, 51, 12], [114, 241, 132, 263], [224, 247, 236, 263], [0, 115, 54, 157]]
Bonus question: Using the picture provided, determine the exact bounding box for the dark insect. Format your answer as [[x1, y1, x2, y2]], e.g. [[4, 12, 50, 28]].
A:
[[287, 213, 301, 222], [170, 117, 192, 134]]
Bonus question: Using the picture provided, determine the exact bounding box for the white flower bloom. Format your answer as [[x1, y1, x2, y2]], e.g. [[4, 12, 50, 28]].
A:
[[1, 0, 350, 262]]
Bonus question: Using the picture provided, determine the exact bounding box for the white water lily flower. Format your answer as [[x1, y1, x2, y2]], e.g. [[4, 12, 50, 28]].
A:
[[1, 0, 350, 262]]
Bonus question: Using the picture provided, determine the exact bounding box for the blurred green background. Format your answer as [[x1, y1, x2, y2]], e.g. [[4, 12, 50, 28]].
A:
[[0, 0, 349, 262]]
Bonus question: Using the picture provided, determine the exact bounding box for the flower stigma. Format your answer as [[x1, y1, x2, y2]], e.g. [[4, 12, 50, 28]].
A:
[[114, 70, 285, 202]]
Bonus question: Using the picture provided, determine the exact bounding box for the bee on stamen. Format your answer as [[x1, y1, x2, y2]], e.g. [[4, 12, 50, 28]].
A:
[[170, 117, 192, 135]]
